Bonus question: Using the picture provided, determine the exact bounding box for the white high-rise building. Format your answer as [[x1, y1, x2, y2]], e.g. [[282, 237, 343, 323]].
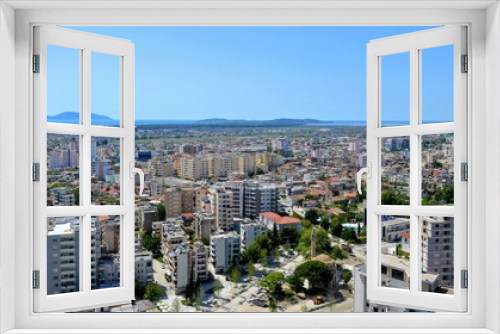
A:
[[211, 232, 241, 274]]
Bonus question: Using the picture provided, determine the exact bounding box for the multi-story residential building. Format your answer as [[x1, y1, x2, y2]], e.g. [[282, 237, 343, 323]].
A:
[[194, 212, 215, 241], [164, 187, 198, 218], [179, 156, 209, 180], [135, 251, 154, 286], [166, 242, 209, 294], [272, 138, 293, 157], [138, 206, 158, 233], [211, 232, 241, 274], [381, 217, 411, 242], [421, 216, 454, 286], [243, 180, 279, 218], [239, 219, 267, 251], [47, 217, 101, 294], [49, 188, 76, 206], [161, 220, 187, 260], [208, 185, 235, 231], [164, 187, 182, 218]]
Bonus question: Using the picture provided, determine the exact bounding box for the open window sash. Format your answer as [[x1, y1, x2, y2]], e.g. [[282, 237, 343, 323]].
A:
[[366, 26, 467, 312], [33, 26, 135, 312]]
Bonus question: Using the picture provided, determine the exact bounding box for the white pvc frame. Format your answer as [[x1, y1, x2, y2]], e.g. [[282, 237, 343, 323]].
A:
[[0, 2, 498, 334], [366, 26, 467, 312], [33, 26, 136, 312]]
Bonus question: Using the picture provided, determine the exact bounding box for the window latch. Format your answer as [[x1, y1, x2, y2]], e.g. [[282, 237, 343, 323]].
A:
[[130, 161, 145, 195], [356, 162, 371, 194]]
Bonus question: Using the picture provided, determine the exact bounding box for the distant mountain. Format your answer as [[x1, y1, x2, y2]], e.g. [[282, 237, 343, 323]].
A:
[[195, 118, 329, 126], [47, 112, 118, 125]]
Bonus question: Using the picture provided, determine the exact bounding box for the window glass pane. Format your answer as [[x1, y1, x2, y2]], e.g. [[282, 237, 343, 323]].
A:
[[381, 215, 410, 290], [91, 137, 121, 205], [91, 52, 121, 126], [421, 216, 454, 295], [93, 215, 121, 290], [381, 136, 410, 205], [47, 216, 81, 295], [421, 45, 454, 124], [381, 52, 410, 127], [47, 134, 80, 206], [421, 134, 454, 205], [47, 45, 81, 124]]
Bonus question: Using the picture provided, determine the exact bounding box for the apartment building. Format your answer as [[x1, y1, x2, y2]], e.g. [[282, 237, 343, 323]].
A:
[[239, 219, 268, 251], [49, 188, 76, 206], [164, 187, 182, 218], [422, 217, 454, 286], [211, 232, 241, 274], [208, 185, 235, 232], [164, 187, 199, 218], [166, 242, 209, 294], [135, 251, 154, 286], [47, 217, 101, 294], [381, 217, 411, 242], [243, 180, 279, 218], [137, 206, 158, 233], [194, 212, 215, 241], [161, 220, 187, 261]]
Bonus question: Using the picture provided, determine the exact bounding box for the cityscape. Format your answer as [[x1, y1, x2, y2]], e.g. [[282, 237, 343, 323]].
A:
[[46, 117, 455, 313]]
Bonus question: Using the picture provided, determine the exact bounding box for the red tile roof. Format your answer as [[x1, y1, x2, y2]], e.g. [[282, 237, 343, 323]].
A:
[[401, 232, 410, 239], [260, 212, 301, 225]]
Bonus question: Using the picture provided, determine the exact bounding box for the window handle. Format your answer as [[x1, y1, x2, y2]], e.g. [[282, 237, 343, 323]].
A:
[[357, 162, 371, 194], [129, 162, 145, 195]]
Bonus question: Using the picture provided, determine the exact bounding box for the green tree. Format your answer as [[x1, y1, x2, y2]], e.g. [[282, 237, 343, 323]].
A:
[[301, 219, 313, 229], [145, 282, 163, 302], [230, 266, 241, 284], [194, 285, 202, 311], [342, 269, 352, 285], [247, 261, 256, 278], [260, 271, 285, 295], [298, 227, 332, 257], [341, 228, 357, 242], [135, 280, 145, 298], [330, 217, 343, 237], [278, 226, 300, 246], [213, 279, 223, 298], [305, 209, 319, 224], [142, 232, 161, 257], [260, 249, 269, 267], [331, 244, 348, 260], [292, 260, 333, 290], [320, 215, 331, 230], [285, 242, 292, 256], [269, 297, 278, 312], [156, 203, 166, 221]]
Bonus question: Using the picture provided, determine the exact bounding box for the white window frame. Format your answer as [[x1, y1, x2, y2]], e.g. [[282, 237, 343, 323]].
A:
[[366, 26, 467, 312], [0, 1, 499, 334], [33, 25, 136, 312]]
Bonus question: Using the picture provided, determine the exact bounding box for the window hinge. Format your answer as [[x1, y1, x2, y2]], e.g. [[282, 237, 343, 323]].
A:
[[33, 270, 40, 289], [33, 54, 40, 73], [461, 54, 468, 73], [461, 270, 468, 289], [33, 163, 40, 182], [461, 162, 468, 181]]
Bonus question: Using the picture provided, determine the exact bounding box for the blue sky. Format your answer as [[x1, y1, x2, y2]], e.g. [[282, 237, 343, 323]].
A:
[[48, 26, 453, 122]]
